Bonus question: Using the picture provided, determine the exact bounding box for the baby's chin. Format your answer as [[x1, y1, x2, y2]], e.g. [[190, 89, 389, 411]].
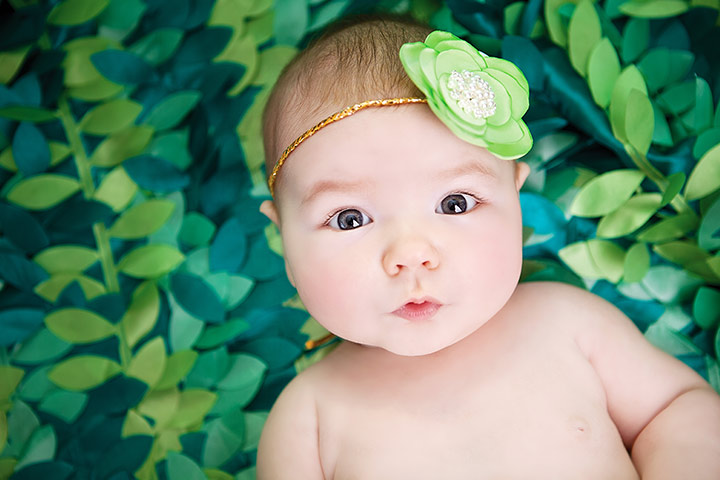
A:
[[356, 331, 474, 357]]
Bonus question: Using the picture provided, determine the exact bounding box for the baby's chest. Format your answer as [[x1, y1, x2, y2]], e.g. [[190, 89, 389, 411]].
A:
[[317, 345, 637, 479]]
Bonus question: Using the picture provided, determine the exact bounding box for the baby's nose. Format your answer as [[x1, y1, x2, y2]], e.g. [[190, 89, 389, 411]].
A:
[[381, 234, 440, 276]]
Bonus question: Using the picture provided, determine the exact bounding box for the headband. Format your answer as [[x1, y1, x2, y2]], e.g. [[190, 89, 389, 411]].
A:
[[268, 30, 532, 197]]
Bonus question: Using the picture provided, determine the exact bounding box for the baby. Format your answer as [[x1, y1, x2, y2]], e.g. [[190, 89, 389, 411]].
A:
[[256, 15, 720, 479]]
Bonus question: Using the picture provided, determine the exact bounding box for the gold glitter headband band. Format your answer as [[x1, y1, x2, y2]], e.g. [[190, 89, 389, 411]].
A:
[[267, 97, 428, 196]]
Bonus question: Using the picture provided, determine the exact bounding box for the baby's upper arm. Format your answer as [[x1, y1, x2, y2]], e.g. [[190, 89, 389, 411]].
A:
[[256, 374, 325, 480], [549, 282, 709, 447]]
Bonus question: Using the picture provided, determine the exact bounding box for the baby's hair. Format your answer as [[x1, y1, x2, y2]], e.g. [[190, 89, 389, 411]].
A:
[[262, 14, 433, 193]]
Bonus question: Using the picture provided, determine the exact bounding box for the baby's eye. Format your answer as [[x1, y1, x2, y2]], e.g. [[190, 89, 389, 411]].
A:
[[436, 193, 479, 215], [327, 208, 372, 230]]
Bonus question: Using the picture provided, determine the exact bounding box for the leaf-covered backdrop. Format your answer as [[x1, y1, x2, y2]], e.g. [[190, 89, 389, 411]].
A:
[[0, 0, 719, 478]]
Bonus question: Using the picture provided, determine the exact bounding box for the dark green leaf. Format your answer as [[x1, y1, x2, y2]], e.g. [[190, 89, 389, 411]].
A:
[[123, 155, 190, 193], [47, 0, 110, 25], [128, 28, 184, 65], [38, 390, 87, 423], [0, 202, 49, 254], [698, 196, 720, 251], [0, 105, 56, 122], [95, 435, 153, 479], [209, 218, 247, 273], [656, 80, 696, 116], [242, 337, 301, 370], [13, 328, 72, 365], [91, 49, 154, 85], [9, 461, 73, 480], [179, 212, 216, 247], [621, 18, 649, 63], [175, 27, 233, 63], [693, 287, 720, 329], [98, 0, 146, 30], [273, 0, 308, 45], [170, 272, 225, 323], [693, 128, 720, 160], [195, 318, 251, 349], [13, 122, 50, 175], [142, 91, 201, 131], [166, 452, 206, 480]]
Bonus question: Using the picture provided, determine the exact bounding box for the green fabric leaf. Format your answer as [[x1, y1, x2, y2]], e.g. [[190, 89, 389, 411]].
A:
[[45, 308, 117, 344], [694, 127, 720, 160], [93, 166, 138, 212], [680, 77, 714, 135], [685, 143, 720, 200], [609, 66, 647, 143], [587, 38, 620, 108], [661, 171, 685, 207], [170, 272, 225, 323], [656, 80, 696, 116], [597, 193, 661, 238], [155, 350, 198, 390], [637, 212, 698, 243], [195, 318, 251, 350], [38, 390, 87, 423], [0, 106, 57, 123], [48, 355, 121, 391], [167, 389, 217, 429], [12, 328, 72, 365], [693, 286, 720, 329], [0, 308, 46, 346], [13, 122, 50, 176], [544, 0, 580, 47], [98, 0, 146, 30], [619, 0, 689, 18], [142, 91, 202, 131], [273, 0, 309, 46], [123, 155, 190, 193], [216, 354, 266, 393], [89, 125, 155, 167], [621, 18, 649, 63], [15, 424, 55, 471], [121, 281, 160, 348], [79, 99, 143, 135], [47, 0, 110, 25], [0, 365, 24, 401], [568, 0, 601, 76], [7, 174, 80, 210], [166, 452, 206, 480], [91, 49, 155, 85], [559, 239, 625, 283], [623, 242, 650, 283], [179, 212, 217, 247], [148, 131, 192, 171], [641, 265, 702, 304], [570, 169, 644, 217], [242, 411, 266, 450], [117, 244, 185, 278], [203, 416, 245, 468], [127, 336, 167, 388], [17, 365, 54, 403], [128, 28, 184, 65], [108, 199, 176, 239], [33, 245, 99, 274], [698, 196, 720, 251], [625, 89, 654, 155], [35, 273, 107, 302]]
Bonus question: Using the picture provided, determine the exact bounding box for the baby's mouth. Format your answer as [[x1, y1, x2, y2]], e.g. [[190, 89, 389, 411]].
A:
[[392, 299, 442, 321]]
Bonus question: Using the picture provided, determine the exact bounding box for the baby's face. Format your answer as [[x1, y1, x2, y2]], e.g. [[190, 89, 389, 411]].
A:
[[267, 106, 528, 356]]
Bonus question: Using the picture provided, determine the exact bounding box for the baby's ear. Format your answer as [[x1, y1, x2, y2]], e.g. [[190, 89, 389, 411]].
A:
[[259, 200, 280, 227], [514, 161, 530, 191]]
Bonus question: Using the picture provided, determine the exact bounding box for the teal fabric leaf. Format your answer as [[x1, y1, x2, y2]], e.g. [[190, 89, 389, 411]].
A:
[[166, 452, 206, 480], [91, 50, 156, 84], [0, 203, 49, 254], [0, 308, 45, 346], [195, 318, 251, 350], [694, 127, 720, 160], [209, 218, 247, 274], [95, 435, 153, 479], [240, 236, 285, 280], [501, 35, 544, 91], [142, 90, 202, 131], [175, 27, 233, 63], [242, 337, 302, 371], [698, 196, 720, 251], [98, 0, 147, 30], [274, 0, 309, 45], [170, 272, 226, 323], [621, 18, 648, 63], [12, 328, 73, 365], [9, 461, 73, 480], [186, 347, 229, 389], [0, 252, 49, 291], [15, 424, 56, 470], [128, 28, 185, 65], [123, 155, 190, 193], [13, 122, 50, 175], [38, 390, 88, 423]]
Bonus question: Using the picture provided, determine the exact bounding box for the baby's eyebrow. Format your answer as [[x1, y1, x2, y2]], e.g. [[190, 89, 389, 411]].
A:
[[301, 179, 372, 206], [440, 161, 497, 180]]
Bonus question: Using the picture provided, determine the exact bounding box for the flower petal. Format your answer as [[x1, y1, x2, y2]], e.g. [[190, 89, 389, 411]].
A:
[[486, 57, 529, 92], [435, 49, 485, 77], [486, 121, 533, 159], [485, 67, 529, 118]]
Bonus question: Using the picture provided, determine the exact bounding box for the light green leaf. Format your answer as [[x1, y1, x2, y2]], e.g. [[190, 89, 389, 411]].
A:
[[122, 409, 153, 436], [121, 281, 160, 348], [166, 452, 206, 480], [93, 166, 138, 212], [625, 89, 654, 156], [127, 336, 167, 388], [619, 0, 689, 18], [48, 0, 110, 25], [570, 169, 644, 217], [14, 425, 55, 471], [167, 389, 217, 429], [597, 193, 661, 238], [637, 212, 698, 243], [45, 308, 117, 344], [79, 99, 143, 135], [0, 46, 31, 85], [623, 242, 650, 283], [545, 0, 580, 47], [143, 91, 202, 131], [693, 287, 720, 330], [34, 245, 99, 274], [109, 199, 176, 239], [558, 239, 626, 283], [155, 350, 198, 390], [609, 66, 647, 143], [587, 38, 620, 108], [89, 125, 155, 167], [653, 240, 710, 268], [0, 106, 57, 123], [0, 366, 24, 401], [685, 143, 720, 200], [138, 389, 179, 428], [48, 355, 121, 391], [7, 174, 80, 210], [568, 0, 602, 76], [661, 171, 685, 206], [118, 244, 185, 278], [34, 273, 107, 302]]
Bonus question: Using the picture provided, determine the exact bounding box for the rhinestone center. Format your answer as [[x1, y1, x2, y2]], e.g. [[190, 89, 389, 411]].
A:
[[446, 70, 496, 119]]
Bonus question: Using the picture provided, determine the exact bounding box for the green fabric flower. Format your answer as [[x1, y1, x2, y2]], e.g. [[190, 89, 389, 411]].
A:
[[400, 31, 533, 160]]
